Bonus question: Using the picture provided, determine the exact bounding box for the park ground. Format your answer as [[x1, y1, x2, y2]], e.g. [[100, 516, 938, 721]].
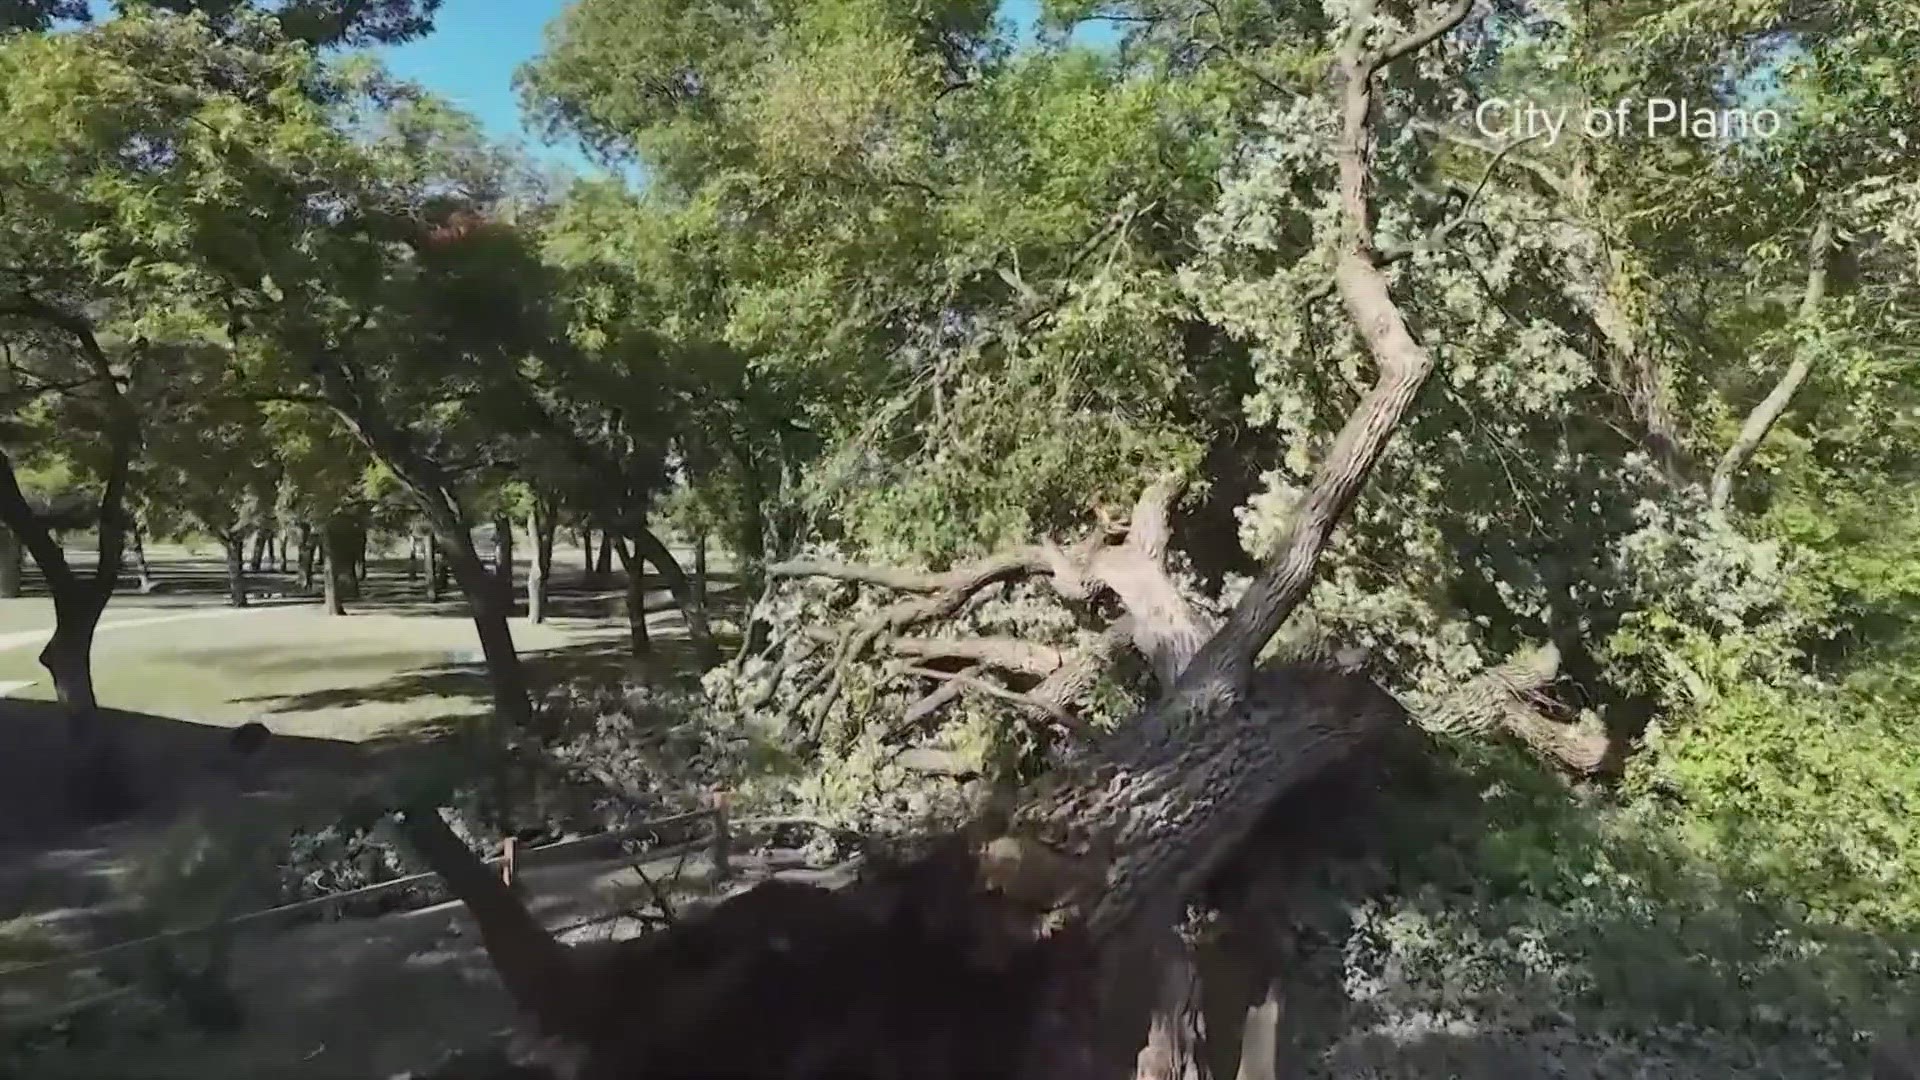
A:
[[0, 541, 732, 1078]]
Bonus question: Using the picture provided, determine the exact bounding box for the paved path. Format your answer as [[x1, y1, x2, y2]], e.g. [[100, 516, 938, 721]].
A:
[[0, 605, 274, 654]]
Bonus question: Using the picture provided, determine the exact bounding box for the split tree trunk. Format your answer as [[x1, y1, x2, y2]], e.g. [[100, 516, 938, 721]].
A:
[[593, 532, 613, 579]]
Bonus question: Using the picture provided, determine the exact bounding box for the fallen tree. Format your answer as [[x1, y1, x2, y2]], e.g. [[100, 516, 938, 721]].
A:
[[387, 3, 1619, 1077]]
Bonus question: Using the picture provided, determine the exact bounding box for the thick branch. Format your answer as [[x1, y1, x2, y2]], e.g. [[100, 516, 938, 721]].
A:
[[0, 448, 77, 594], [0, 294, 137, 595], [776, 478, 1210, 693], [901, 665, 1090, 735], [1422, 642, 1609, 775], [394, 806, 585, 1038], [1709, 214, 1835, 512], [1181, 1, 1453, 693], [770, 548, 1055, 596], [1370, 0, 1477, 71], [886, 634, 1066, 676]]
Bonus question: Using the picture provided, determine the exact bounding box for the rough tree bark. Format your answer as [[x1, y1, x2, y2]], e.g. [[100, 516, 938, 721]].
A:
[[1710, 213, 1835, 512]]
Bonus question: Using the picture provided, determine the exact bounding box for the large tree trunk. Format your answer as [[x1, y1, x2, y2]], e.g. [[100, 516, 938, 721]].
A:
[[730, 440, 770, 593], [627, 525, 718, 665], [1133, 931, 1212, 1080], [322, 521, 350, 616], [529, 508, 555, 626], [440, 528, 538, 734], [0, 523, 21, 599], [351, 522, 368, 595], [580, 528, 594, 580], [130, 526, 156, 594], [610, 534, 649, 657], [424, 532, 442, 602], [0, 307, 138, 811], [222, 532, 250, 608], [297, 522, 316, 591], [492, 515, 514, 598], [1710, 213, 1835, 512], [42, 587, 104, 715], [693, 530, 708, 608], [247, 528, 268, 575], [41, 585, 134, 811]]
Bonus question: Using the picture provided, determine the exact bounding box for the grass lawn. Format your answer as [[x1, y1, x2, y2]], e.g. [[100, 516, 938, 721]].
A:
[[0, 602, 639, 740], [0, 538, 730, 743]]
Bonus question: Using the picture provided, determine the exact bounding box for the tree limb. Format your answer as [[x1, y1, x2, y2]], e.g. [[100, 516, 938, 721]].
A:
[[1179, 0, 1455, 695], [1709, 213, 1835, 512], [900, 665, 1091, 735]]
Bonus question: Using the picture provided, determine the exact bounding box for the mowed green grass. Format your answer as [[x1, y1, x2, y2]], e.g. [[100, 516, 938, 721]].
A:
[[0, 601, 631, 741]]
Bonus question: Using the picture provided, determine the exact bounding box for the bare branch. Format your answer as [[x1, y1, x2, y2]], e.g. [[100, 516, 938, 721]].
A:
[[901, 665, 1091, 735], [1370, 0, 1477, 73], [1710, 213, 1836, 512]]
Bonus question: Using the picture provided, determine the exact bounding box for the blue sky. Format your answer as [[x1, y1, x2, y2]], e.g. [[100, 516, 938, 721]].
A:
[[376, 0, 1094, 174]]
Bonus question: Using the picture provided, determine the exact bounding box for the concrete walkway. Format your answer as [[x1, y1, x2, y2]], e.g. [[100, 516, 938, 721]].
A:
[[0, 606, 273, 655]]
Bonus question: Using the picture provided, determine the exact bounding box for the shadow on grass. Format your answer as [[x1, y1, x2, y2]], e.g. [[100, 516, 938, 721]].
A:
[[0, 699, 374, 855], [226, 634, 713, 719]]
